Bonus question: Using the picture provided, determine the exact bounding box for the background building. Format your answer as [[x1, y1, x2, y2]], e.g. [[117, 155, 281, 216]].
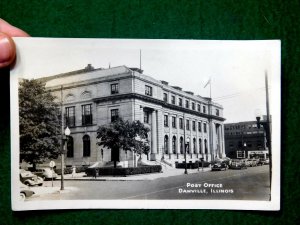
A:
[[40, 64, 226, 168], [224, 119, 269, 159]]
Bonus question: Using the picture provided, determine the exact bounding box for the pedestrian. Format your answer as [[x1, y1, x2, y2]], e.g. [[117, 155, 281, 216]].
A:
[[72, 166, 76, 178], [93, 168, 98, 179]]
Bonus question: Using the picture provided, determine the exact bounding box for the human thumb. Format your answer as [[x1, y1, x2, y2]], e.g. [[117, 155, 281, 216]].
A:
[[0, 32, 16, 68]]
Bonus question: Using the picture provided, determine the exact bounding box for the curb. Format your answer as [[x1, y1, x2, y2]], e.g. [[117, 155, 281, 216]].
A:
[[57, 168, 211, 181]]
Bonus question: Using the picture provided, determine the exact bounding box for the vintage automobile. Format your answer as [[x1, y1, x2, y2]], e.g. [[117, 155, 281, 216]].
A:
[[211, 162, 227, 171], [20, 169, 43, 186], [33, 167, 58, 180], [20, 181, 35, 201], [229, 159, 247, 170], [248, 159, 258, 167]]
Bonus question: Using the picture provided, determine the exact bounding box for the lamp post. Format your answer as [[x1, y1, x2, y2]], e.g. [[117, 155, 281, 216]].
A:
[[243, 142, 247, 158], [61, 126, 70, 191], [184, 137, 190, 174]]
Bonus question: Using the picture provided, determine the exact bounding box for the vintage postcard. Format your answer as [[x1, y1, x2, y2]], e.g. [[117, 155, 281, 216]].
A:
[[10, 38, 281, 210]]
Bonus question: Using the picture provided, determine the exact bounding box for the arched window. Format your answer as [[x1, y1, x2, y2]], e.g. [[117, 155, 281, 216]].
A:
[[164, 135, 169, 154], [172, 136, 176, 154], [204, 139, 208, 154], [199, 138, 202, 154], [83, 135, 91, 157], [180, 137, 184, 154], [67, 136, 74, 158]]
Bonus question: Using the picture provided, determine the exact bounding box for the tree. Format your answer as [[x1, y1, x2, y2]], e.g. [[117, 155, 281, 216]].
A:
[[19, 79, 60, 170], [96, 118, 150, 168]]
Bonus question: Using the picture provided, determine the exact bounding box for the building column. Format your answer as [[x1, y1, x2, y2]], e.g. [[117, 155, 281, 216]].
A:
[[176, 116, 180, 154], [140, 106, 144, 122], [190, 123, 193, 156], [196, 122, 199, 155], [220, 124, 226, 157], [151, 110, 157, 156], [169, 114, 172, 155], [207, 120, 212, 161]]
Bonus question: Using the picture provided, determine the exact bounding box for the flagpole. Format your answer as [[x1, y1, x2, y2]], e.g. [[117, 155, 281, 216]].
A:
[[210, 78, 212, 99]]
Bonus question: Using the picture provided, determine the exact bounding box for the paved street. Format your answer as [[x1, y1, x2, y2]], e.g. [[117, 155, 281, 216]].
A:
[[27, 165, 270, 201]]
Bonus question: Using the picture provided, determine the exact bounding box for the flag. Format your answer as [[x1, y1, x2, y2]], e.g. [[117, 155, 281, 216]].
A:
[[204, 78, 211, 88]]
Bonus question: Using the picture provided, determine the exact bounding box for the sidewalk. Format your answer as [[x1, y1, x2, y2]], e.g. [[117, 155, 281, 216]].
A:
[[58, 167, 211, 181]]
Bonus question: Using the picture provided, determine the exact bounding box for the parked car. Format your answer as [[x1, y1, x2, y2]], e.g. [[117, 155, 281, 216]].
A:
[[20, 182, 35, 201], [211, 162, 227, 171], [229, 159, 247, 170], [258, 158, 269, 165], [33, 167, 58, 180], [257, 159, 264, 166], [20, 169, 43, 186], [248, 159, 258, 167], [242, 159, 252, 167]]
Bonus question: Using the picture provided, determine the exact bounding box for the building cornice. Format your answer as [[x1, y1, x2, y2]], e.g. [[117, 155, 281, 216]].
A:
[[93, 93, 226, 122]]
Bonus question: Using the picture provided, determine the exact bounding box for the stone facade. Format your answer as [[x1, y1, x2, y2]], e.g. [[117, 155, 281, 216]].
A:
[[41, 65, 226, 167]]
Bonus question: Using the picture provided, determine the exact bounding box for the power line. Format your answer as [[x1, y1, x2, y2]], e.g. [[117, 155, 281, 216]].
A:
[[213, 86, 270, 101]]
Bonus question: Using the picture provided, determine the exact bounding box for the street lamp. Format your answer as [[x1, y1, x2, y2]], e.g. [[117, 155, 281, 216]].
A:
[[61, 126, 71, 191], [184, 137, 190, 174]]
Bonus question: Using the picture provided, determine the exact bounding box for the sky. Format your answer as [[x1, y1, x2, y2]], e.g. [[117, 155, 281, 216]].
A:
[[11, 38, 281, 123]]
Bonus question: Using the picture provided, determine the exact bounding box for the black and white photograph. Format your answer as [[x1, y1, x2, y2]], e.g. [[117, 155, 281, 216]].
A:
[[10, 38, 281, 211]]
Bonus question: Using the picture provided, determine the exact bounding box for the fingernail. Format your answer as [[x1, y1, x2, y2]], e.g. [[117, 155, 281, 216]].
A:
[[0, 32, 15, 67]]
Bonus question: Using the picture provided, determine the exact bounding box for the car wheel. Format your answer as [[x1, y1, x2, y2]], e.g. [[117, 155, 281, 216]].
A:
[[24, 181, 30, 186], [20, 193, 26, 201], [38, 183, 43, 186]]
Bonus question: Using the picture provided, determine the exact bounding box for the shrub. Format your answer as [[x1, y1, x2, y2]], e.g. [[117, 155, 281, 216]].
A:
[[175, 161, 210, 169], [76, 166, 89, 173], [55, 167, 72, 175], [85, 165, 162, 177]]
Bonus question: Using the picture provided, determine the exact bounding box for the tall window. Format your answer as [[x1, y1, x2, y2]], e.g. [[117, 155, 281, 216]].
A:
[[144, 111, 150, 124], [164, 135, 169, 154], [172, 136, 176, 154], [171, 95, 175, 104], [163, 93, 168, 102], [192, 102, 195, 110], [186, 119, 190, 130], [111, 109, 119, 122], [203, 106, 206, 114], [83, 135, 90, 157], [66, 106, 75, 127], [180, 137, 184, 154], [82, 104, 92, 125], [67, 136, 74, 157], [179, 98, 183, 107], [199, 138, 202, 154], [111, 83, 119, 94], [164, 115, 168, 127], [179, 118, 183, 129], [185, 100, 189, 108], [204, 123, 207, 133], [197, 104, 201, 112], [193, 138, 196, 154], [192, 121, 196, 131], [204, 139, 208, 154], [216, 109, 219, 116], [198, 122, 202, 132], [172, 116, 176, 128], [145, 85, 152, 96]]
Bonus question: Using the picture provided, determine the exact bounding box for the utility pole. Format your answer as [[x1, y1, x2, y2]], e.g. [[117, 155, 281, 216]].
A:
[[60, 85, 64, 190], [265, 71, 272, 198]]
